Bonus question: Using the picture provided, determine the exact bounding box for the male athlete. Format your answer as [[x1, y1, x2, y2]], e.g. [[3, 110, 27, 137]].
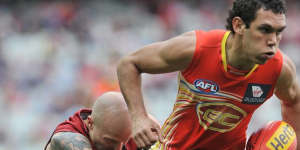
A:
[[45, 92, 133, 150], [117, 0, 300, 149]]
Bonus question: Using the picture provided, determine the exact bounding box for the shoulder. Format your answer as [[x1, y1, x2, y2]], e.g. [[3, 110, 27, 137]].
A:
[[186, 29, 227, 47], [277, 52, 296, 85], [275, 51, 300, 105], [275, 52, 297, 99], [47, 132, 92, 150]]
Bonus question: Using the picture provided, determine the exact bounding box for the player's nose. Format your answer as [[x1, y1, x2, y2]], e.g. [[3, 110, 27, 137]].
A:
[[267, 33, 277, 49]]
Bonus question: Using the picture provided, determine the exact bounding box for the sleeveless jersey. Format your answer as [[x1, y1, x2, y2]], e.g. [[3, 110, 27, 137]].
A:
[[152, 30, 283, 150]]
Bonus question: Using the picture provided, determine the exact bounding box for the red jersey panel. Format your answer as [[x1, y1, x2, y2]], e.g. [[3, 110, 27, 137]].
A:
[[152, 30, 283, 150], [44, 109, 95, 150]]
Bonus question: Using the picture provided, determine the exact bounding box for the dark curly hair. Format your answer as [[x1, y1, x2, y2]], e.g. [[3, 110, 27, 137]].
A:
[[226, 0, 287, 34]]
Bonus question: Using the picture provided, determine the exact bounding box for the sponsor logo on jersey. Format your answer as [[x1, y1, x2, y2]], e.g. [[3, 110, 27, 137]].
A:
[[196, 101, 247, 133], [252, 86, 264, 97], [266, 122, 296, 150], [194, 79, 219, 94], [242, 83, 271, 104]]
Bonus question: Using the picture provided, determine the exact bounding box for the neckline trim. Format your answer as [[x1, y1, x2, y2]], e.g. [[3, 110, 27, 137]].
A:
[[221, 31, 258, 78]]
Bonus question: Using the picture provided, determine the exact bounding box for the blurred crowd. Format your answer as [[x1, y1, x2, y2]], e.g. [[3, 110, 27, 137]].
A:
[[0, 0, 299, 150]]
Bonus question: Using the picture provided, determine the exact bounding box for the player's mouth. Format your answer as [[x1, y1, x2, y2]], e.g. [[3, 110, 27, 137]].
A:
[[257, 52, 275, 63], [262, 52, 275, 59]]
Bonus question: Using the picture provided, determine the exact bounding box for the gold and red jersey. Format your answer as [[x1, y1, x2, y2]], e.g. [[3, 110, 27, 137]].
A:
[[152, 30, 283, 150]]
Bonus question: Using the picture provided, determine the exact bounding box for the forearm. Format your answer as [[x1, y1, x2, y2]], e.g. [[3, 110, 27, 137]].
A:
[[49, 132, 92, 150], [281, 100, 300, 149], [117, 57, 148, 117]]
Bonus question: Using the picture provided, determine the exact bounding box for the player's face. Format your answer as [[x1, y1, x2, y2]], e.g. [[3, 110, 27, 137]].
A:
[[242, 8, 286, 64], [90, 126, 123, 150]]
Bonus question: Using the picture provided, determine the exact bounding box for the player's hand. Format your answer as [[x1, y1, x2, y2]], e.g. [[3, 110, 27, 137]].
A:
[[131, 114, 163, 149]]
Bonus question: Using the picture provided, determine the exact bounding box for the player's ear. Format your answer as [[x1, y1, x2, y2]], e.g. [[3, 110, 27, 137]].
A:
[[232, 16, 246, 35], [87, 116, 94, 130]]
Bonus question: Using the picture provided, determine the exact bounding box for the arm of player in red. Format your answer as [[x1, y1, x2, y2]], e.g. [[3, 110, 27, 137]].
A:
[[117, 31, 196, 148], [275, 53, 300, 150]]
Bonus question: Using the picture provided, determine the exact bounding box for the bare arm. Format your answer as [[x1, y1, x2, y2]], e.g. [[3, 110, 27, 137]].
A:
[[117, 31, 196, 148], [275, 53, 300, 149], [47, 132, 92, 150], [117, 31, 195, 116]]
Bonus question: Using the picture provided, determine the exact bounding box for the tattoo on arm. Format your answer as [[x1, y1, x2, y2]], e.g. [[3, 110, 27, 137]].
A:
[[49, 132, 93, 150]]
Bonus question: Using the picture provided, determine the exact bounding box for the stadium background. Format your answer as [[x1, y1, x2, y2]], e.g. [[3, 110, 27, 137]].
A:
[[0, 0, 299, 149]]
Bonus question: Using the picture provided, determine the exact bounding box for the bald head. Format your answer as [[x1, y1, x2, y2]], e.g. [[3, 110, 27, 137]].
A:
[[92, 92, 127, 113], [90, 92, 132, 142], [91, 92, 130, 124]]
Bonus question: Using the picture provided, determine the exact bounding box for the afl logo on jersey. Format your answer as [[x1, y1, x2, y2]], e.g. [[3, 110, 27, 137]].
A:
[[194, 79, 219, 94]]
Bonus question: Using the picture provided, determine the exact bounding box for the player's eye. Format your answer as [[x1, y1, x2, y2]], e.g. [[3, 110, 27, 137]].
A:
[[276, 28, 285, 36], [259, 27, 272, 33]]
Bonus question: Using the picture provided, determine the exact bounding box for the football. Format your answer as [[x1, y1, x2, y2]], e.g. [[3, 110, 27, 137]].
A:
[[246, 121, 297, 150]]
